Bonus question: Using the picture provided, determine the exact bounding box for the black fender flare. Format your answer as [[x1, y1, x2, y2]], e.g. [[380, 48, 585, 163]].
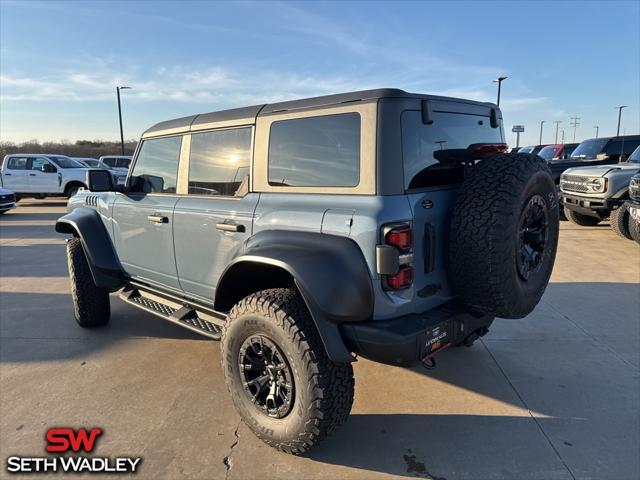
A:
[[215, 230, 374, 362], [55, 207, 124, 290]]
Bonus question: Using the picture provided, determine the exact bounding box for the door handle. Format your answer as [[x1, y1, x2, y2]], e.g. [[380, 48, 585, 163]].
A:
[[216, 223, 245, 233], [147, 214, 169, 224], [29, 173, 37, 176], [4, 173, 11, 176]]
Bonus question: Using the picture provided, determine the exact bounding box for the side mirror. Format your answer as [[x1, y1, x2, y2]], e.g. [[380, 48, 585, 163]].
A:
[[42, 164, 57, 173], [86, 169, 114, 192]]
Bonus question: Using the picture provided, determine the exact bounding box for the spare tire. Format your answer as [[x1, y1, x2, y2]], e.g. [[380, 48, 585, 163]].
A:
[[449, 153, 559, 319]]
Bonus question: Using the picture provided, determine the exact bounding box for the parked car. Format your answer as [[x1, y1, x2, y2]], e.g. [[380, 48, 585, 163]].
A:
[[0, 154, 89, 198], [73, 157, 127, 185], [547, 135, 640, 186], [560, 145, 640, 237], [56, 88, 559, 454], [624, 173, 640, 244], [538, 143, 579, 161], [0, 187, 16, 214], [517, 144, 548, 156]]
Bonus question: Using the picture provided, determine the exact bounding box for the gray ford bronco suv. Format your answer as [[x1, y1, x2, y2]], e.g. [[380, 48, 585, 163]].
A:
[[56, 89, 559, 454]]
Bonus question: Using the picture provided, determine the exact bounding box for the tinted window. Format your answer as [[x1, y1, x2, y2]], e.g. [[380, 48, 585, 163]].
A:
[[116, 158, 131, 168], [571, 139, 608, 159], [268, 113, 360, 187], [188, 128, 252, 196], [7, 157, 28, 170], [538, 146, 561, 161], [628, 146, 640, 163], [130, 136, 182, 193], [605, 140, 640, 156], [102, 158, 117, 167], [402, 110, 504, 189]]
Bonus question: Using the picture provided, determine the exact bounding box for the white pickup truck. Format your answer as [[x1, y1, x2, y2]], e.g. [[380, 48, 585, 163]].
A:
[[1, 154, 89, 198]]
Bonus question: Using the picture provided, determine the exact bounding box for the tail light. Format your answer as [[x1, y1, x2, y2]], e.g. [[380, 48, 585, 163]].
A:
[[380, 224, 414, 290], [472, 143, 508, 155]]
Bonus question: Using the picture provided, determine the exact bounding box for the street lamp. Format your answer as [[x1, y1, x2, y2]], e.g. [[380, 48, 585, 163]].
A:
[[539, 120, 546, 145], [116, 86, 132, 155], [615, 106, 627, 136], [493, 76, 508, 106], [593, 126, 599, 138]]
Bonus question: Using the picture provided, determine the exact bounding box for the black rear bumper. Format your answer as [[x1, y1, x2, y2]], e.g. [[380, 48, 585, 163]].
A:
[[340, 303, 493, 367]]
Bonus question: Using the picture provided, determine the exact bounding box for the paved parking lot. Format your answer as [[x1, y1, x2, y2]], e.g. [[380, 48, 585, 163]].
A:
[[1, 198, 638, 480]]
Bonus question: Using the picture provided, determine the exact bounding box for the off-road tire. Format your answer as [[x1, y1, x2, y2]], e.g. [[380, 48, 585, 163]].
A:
[[610, 205, 632, 240], [67, 237, 110, 327], [221, 288, 354, 454], [65, 184, 83, 198], [564, 207, 601, 226], [629, 215, 640, 244], [449, 153, 559, 319]]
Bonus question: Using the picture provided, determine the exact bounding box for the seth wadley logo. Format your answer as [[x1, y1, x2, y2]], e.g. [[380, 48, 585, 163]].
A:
[[6, 428, 142, 474]]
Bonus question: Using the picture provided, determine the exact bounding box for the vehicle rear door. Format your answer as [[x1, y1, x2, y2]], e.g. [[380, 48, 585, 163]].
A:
[[2, 156, 29, 192], [401, 103, 505, 309], [173, 127, 258, 301], [112, 135, 183, 290], [28, 157, 59, 192]]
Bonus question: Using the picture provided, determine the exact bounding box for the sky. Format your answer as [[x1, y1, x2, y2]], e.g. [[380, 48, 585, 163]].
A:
[[1, 0, 638, 146]]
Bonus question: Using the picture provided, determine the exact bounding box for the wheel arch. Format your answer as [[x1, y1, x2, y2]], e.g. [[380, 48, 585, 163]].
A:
[[214, 230, 375, 362], [55, 207, 124, 290], [63, 180, 87, 195]]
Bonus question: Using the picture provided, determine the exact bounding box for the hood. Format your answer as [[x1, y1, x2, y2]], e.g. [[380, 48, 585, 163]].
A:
[[564, 164, 639, 177]]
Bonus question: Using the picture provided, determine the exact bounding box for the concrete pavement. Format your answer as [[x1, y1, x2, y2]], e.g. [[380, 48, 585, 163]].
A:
[[1, 199, 638, 480]]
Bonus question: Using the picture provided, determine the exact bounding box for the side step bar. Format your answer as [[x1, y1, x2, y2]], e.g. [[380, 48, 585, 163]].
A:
[[120, 287, 224, 340]]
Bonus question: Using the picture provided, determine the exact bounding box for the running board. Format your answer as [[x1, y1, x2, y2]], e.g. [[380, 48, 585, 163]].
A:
[[120, 288, 224, 340]]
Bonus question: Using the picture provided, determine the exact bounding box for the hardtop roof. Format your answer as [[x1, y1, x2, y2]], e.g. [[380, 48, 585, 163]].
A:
[[142, 88, 497, 138]]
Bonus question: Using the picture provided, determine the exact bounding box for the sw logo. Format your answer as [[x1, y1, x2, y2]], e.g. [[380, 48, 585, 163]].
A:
[[46, 427, 103, 453], [5, 427, 142, 474]]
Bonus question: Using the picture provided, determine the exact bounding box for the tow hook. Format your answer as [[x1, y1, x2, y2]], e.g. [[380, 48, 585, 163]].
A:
[[463, 326, 490, 347]]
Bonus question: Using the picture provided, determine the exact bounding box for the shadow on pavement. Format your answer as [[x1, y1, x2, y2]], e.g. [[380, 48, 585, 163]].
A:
[[0, 211, 63, 222]]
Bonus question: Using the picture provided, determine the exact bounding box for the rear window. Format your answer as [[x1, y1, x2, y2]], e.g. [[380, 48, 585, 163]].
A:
[[268, 113, 360, 187], [402, 110, 503, 189], [6, 157, 28, 170], [188, 128, 252, 196]]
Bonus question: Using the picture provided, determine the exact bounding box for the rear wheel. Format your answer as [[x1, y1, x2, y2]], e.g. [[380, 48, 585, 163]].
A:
[[221, 288, 354, 454], [564, 207, 601, 226], [449, 153, 559, 319], [65, 183, 84, 198], [67, 237, 110, 327], [610, 205, 632, 240]]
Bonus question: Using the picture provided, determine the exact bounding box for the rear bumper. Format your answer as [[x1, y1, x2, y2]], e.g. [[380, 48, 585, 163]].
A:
[[340, 303, 493, 367], [561, 193, 622, 216], [0, 201, 16, 211]]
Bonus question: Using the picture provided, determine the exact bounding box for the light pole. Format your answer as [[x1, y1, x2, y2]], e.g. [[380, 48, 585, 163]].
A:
[[570, 116, 580, 143], [553, 120, 562, 143], [493, 76, 508, 106], [539, 120, 546, 145], [615, 106, 627, 136], [593, 126, 599, 138], [116, 86, 132, 155]]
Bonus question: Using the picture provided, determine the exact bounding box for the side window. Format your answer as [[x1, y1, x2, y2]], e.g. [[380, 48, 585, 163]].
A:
[[129, 136, 182, 193], [103, 158, 116, 167], [6, 157, 28, 170], [268, 113, 360, 187], [188, 128, 252, 196], [30, 157, 49, 171]]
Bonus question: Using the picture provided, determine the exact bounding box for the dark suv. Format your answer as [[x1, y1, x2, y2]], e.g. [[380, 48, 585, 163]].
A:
[[56, 89, 559, 453]]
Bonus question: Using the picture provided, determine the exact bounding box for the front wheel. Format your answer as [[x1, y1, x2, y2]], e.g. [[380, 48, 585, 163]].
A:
[[67, 237, 110, 327], [221, 288, 354, 454], [610, 205, 632, 240]]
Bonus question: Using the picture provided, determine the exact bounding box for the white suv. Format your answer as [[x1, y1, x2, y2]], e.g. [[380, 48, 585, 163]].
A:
[[1, 154, 89, 198]]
